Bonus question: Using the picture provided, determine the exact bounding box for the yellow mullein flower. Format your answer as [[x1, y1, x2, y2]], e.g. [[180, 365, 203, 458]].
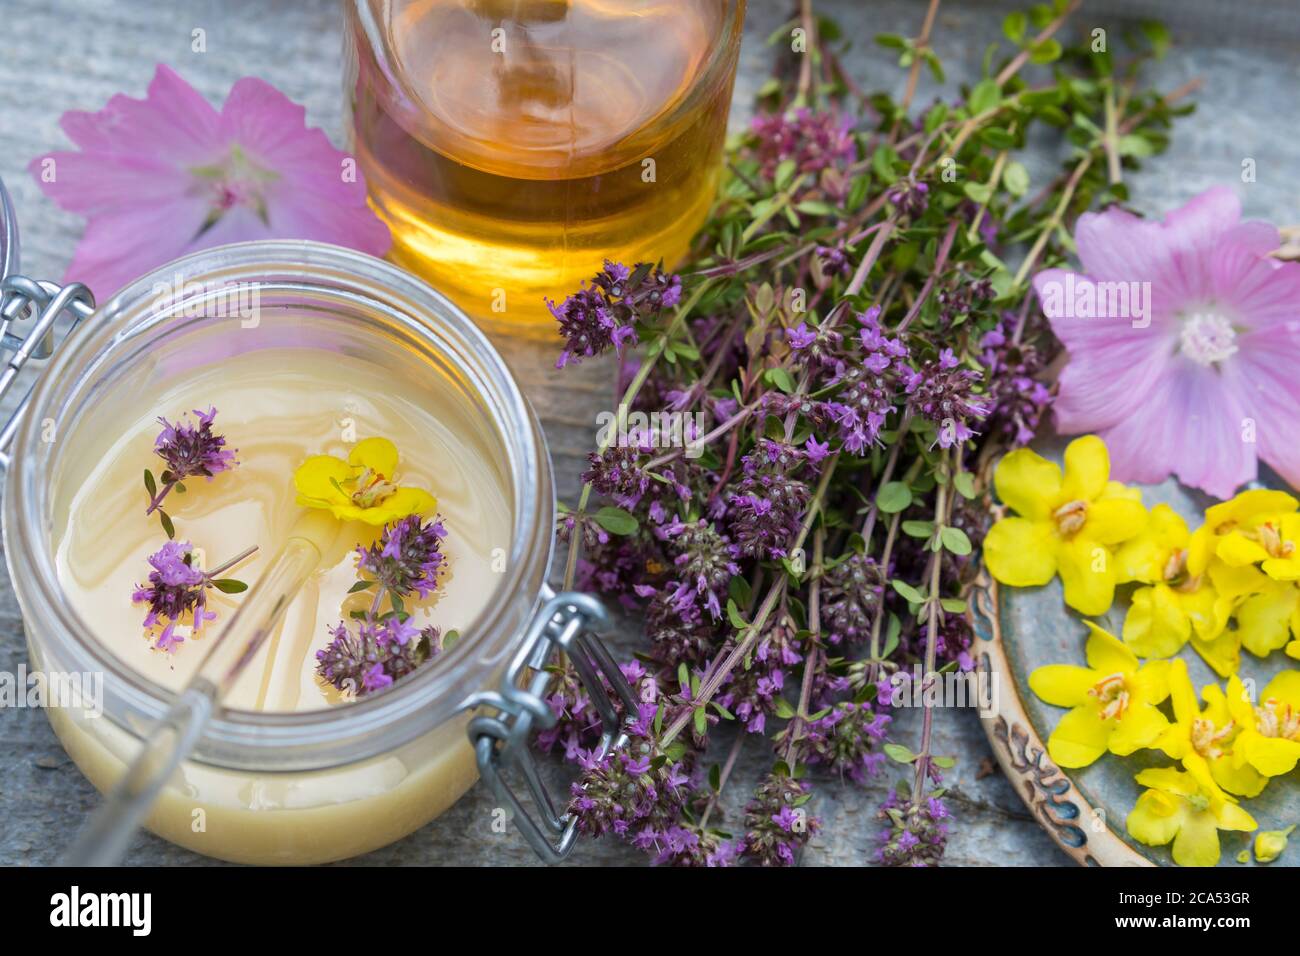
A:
[[1186, 489, 1298, 576], [1216, 511, 1300, 579], [293, 437, 436, 525], [1156, 659, 1267, 799], [1114, 504, 1235, 667], [1028, 622, 1170, 768], [984, 435, 1147, 615], [1234, 577, 1300, 658], [1126, 767, 1256, 867], [1222, 671, 1300, 778]]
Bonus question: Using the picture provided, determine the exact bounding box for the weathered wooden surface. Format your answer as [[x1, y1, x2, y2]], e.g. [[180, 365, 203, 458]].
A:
[[0, 0, 1296, 867]]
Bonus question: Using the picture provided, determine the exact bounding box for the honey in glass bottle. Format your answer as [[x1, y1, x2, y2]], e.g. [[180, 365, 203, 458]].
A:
[[345, 0, 746, 323]]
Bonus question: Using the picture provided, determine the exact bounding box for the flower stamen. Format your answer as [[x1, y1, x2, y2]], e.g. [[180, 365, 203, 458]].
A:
[[1053, 499, 1088, 537], [1255, 698, 1300, 741], [1089, 673, 1129, 721], [1178, 312, 1238, 367], [1191, 717, 1235, 758]]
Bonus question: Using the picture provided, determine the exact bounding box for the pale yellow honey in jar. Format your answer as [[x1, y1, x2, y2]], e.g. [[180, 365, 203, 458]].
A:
[[44, 347, 512, 863], [346, 0, 743, 322]]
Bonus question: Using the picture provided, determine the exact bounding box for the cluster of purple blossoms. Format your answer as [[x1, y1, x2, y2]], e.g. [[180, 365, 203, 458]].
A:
[[786, 701, 892, 785], [877, 784, 951, 867], [905, 348, 991, 449], [717, 618, 802, 734], [131, 540, 216, 652], [568, 738, 691, 839], [820, 552, 887, 645], [741, 771, 822, 866], [644, 826, 740, 867], [814, 242, 850, 277], [356, 515, 446, 599], [750, 108, 856, 196], [659, 517, 740, 620], [901, 613, 975, 672], [537, 660, 651, 760], [315, 615, 442, 696], [643, 590, 720, 665], [153, 406, 237, 483], [936, 276, 995, 325], [887, 177, 930, 218], [726, 443, 813, 559], [814, 308, 912, 454], [581, 445, 653, 507], [550, 260, 681, 369], [785, 320, 844, 370], [979, 315, 1053, 447]]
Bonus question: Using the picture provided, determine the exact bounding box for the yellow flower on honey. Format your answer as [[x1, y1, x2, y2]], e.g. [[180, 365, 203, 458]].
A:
[[1115, 504, 1235, 668], [1156, 659, 1267, 800], [293, 437, 436, 525], [1126, 767, 1256, 868], [984, 435, 1147, 615], [1222, 671, 1300, 778], [1028, 622, 1170, 768], [1254, 825, 1295, 863]]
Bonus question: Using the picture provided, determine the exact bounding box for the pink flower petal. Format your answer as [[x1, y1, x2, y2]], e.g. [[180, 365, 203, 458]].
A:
[[1100, 358, 1257, 498], [1234, 333, 1300, 490], [60, 65, 222, 165], [28, 64, 390, 297]]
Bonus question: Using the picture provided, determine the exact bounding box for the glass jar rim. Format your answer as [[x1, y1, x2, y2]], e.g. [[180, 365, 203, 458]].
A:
[[2, 240, 555, 771]]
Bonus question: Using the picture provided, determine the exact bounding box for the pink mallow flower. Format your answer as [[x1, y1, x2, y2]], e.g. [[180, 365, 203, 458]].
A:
[[30, 64, 389, 298], [1033, 186, 1300, 498]]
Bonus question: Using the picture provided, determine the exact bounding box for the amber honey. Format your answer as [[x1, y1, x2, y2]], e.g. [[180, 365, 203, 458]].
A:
[[345, 0, 744, 322]]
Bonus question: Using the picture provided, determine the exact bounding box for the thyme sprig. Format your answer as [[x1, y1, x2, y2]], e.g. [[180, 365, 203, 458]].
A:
[[547, 0, 1192, 865]]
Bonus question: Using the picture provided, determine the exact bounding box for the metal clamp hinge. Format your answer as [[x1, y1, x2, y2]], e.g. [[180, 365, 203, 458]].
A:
[[466, 590, 637, 863], [0, 274, 95, 467]]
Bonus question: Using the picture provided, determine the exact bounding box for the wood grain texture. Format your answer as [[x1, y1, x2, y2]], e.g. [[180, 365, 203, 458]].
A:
[[1, 0, 1296, 867]]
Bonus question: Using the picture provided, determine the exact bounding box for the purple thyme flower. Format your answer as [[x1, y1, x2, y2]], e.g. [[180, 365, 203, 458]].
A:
[[784, 701, 892, 785], [906, 348, 991, 449], [979, 313, 1052, 447], [551, 260, 682, 369], [356, 514, 447, 599], [662, 518, 741, 620], [315, 618, 442, 697], [751, 108, 856, 195], [146, 406, 237, 515], [131, 540, 216, 652], [821, 553, 886, 645], [742, 771, 821, 866], [568, 736, 690, 838], [877, 783, 950, 867]]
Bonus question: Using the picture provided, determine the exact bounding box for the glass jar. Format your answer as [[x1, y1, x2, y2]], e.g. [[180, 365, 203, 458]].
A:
[[344, 0, 746, 323], [0, 236, 630, 864]]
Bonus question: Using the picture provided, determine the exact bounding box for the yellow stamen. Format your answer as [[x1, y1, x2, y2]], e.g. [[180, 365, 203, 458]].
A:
[[1250, 521, 1294, 559], [1089, 673, 1129, 721], [1053, 499, 1088, 537], [1255, 698, 1300, 741], [1191, 717, 1235, 759]]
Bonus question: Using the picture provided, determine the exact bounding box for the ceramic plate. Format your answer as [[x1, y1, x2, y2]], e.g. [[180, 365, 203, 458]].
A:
[[974, 436, 1297, 867]]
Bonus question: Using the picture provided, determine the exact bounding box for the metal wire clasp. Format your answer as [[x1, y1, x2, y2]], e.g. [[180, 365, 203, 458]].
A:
[[466, 589, 637, 863], [0, 178, 96, 469]]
